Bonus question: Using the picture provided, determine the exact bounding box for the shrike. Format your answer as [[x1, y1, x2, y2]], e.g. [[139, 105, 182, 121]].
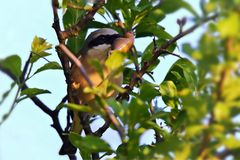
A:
[[59, 28, 134, 155]]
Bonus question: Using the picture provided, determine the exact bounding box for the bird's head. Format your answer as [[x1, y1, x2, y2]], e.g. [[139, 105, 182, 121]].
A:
[[79, 28, 134, 56]]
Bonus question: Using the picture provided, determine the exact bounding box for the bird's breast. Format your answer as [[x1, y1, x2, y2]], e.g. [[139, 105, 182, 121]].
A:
[[70, 47, 122, 103]]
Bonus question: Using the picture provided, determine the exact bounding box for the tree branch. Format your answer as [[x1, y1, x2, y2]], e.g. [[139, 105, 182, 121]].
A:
[[94, 119, 111, 137], [126, 14, 218, 93], [59, 0, 105, 40]]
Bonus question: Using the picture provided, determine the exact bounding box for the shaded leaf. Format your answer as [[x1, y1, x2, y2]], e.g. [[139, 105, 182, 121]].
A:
[[123, 67, 135, 84], [107, 98, 126, 123], [67, 30, 87, 54], [0, 82, 16, 105], [69, 133, 113, 153], [164, 58, 197, 91], [30, 52, 51, 63], [139, 82, 159, 101], [141, 39, 176, 71], [63, 4, 87, 53], [129, 98, 150, 127], [160, 0, 198, 17], [20, 88, 51, 97], [136, 20, 172, 39], [33, 61, 62, 75], [0, 55, 22, 82]]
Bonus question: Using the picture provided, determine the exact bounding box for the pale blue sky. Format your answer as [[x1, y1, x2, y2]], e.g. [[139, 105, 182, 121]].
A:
[[0, 1, 201, 160]]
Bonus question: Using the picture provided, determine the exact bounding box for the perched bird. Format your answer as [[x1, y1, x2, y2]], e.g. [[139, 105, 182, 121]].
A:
[[59, 28, 134, 155]]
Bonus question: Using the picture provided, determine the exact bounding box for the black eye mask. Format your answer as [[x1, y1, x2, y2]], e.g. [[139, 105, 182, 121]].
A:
[[88, 34, 121, 48]]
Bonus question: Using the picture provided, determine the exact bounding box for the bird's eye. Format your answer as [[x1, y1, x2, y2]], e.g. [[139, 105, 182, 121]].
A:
[[100, 36, 106, 41]]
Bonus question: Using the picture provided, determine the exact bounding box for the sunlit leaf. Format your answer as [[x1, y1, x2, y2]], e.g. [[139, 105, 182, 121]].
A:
[[164, 58, 197, 91], [217, 12, 240, 38], [185, 125, 206, 138], [65, 103, 94, 113], [222, 135, 240, 149], [31, 36, 52, 54], [214, 102, 230, 121], [105, 51, 126, 71], [160, 81, 177, 98]]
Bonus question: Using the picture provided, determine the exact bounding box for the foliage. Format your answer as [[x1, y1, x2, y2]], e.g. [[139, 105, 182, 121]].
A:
[[1, 0, 240, 160]]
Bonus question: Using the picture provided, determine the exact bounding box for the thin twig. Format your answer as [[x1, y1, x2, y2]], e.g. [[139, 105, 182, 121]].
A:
[[94, 119, 111, 137], [103, 106, 124, 139], [58, 44, 93, 87], [52, 0, 63, 43]]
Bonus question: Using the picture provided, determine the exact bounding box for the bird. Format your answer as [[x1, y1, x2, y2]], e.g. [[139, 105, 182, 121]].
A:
[[59, 28, 134, 155]]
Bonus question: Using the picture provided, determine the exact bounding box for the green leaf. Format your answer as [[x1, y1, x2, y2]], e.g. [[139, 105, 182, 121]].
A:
[[0, 55, 22, 82], [31, 36, 52, 54], [69, 133, 113, 153], [214, 102, 230, 121], [63, 4, 87, 53], [123, 67, 135, 84], [136, 20, 172, 39], [129, 98, 150, 127], [107, 98, 128, 123], [160, 81, 178, 108], [33, 61, 62, 75], [217, 12, 240, 38], [20, 88, 51, 97], [105, 51, 126, 71], [222, 135, 240, 149], [145, 8, 165, 23], [141, 39, 176, 71], [160, 81, 177, 98], [0, 82, 16, 105], [164, 58, 197, 91], [185, 124, 206, 138], [160, 0, 198, 17], [154, 134, 182, 153], [65, 103, 94, 113], [30, 52, 51, 63], [139, 82, 159, 101], [87, 21, 111, 29], [105, 0, 123, 15], [223, 78, 240, 101], [67, 29, 87, 54], [63, 2, 86, 29]]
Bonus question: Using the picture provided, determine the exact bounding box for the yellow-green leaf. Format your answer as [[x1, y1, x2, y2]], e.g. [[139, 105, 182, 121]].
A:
[[105, 51, 126, 71], [217, 12, 240, 38], [31, 36, 52, 54]]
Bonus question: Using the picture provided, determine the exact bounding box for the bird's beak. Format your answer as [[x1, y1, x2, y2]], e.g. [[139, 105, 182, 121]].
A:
[[112, 32, 134, 53]]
